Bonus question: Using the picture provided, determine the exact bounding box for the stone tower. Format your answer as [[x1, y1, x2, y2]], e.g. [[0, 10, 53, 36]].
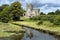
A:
[[25, 4, 33, 18], [24, 4, 40, 18], [26, 4, 33, 10]]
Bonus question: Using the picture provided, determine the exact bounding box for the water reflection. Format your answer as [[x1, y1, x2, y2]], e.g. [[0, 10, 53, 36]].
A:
[[22, 27, 58, 40], [26, 30, 33, 39]]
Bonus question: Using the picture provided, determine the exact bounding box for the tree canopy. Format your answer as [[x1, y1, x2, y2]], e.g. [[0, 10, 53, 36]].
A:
[[0, 1, 24, 23]]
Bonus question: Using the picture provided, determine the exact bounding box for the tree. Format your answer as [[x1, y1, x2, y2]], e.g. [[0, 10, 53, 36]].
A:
[[47, 12, 55, 15], [0, 2, 24, 23], [10, 1, 24, 21], [55, 9, 60, 15], [40, 12, 45, 15]]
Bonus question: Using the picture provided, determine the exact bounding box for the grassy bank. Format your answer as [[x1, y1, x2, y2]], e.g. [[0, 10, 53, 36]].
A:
[[0, 22, 25, 39], [12, 20, 60, 37]]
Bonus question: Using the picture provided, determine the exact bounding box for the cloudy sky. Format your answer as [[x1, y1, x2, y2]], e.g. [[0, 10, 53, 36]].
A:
[[0, 0, 60, 13]]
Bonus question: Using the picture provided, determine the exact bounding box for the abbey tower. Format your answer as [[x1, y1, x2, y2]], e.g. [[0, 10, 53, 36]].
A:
[[24, 4, 40, 18]]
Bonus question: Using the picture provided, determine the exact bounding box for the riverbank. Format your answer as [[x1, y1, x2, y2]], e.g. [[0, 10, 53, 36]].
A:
[[12, 21, 60, 38], [0, 22, 25, 40]]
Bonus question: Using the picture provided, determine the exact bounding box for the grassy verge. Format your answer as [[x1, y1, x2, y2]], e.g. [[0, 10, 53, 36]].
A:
[[12, 20, 60, 37], [0, 22, 25, 37]]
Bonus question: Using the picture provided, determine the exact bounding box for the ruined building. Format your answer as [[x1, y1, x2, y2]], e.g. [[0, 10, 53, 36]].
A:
[[24, 4, 40, 18]]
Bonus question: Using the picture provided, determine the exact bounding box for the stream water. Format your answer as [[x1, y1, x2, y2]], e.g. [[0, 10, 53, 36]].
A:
[[22, 27, 59, 40]]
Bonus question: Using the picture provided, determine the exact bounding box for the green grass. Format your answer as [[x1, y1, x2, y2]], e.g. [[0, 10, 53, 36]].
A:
[[12, 20, 60, 35], [0, 22, 24, 37]]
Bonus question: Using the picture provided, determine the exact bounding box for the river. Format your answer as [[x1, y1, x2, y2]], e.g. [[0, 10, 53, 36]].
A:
[[22, 27, 59, 40]]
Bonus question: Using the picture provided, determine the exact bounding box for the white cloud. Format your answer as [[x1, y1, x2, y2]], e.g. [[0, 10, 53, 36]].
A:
[[40, 5, 60, 14], [37, 0, 60, 5]]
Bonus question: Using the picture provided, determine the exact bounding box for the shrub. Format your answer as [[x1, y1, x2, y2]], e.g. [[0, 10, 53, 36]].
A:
[[0, 7, 11, 23], [53, 15, 60, 25], [30, 16, 40, 21], [0, 15, 11, 23], [1, 17, 10, 23], [47, 15, 54, 23], [37, 20, 43, 25], [40, 15, 47, 21], [30, 15, 47, 21]]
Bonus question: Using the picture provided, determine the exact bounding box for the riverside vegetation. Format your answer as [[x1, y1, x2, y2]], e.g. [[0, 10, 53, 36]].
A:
[[13, 14, 60, 38], [0, 1, 25, 40], [0, 22, 25, 40]]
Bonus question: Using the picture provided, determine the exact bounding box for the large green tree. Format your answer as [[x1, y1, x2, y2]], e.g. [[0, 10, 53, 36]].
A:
[[10, 1, 24, 21], [0, 1, 24, 23]]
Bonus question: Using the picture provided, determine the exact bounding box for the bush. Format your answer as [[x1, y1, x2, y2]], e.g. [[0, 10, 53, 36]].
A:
[[37, 20, 43, 25], [0, 15, 11, 23], [30, 15, 47, 21], [0, 7, 11, 23], [40, 15, 47, 21], [30, 16, 40, 21], [1, 17, 10, 23], [49, 18, 54, 23], [53, 15, 60, 25], [47, 15, 54, 23]]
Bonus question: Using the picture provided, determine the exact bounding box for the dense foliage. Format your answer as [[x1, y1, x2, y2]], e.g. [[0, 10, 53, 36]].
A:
[[30, 9, 60, 25], [10, 2, 23, 21], [0, 5, 10, 23], [54, 15, 60, 25], [0, 1, 24, 23]]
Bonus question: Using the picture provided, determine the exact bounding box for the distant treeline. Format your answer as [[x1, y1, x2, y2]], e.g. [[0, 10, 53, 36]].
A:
[[30, 9, 60, 25]]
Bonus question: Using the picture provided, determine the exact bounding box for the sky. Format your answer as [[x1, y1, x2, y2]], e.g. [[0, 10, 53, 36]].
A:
[[0, 0, 60, 14]]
